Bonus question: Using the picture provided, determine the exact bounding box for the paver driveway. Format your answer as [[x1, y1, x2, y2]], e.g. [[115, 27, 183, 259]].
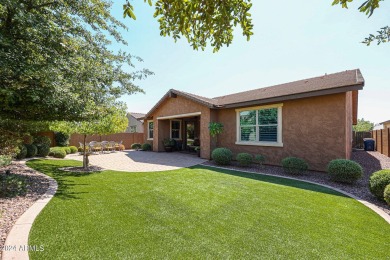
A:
[[67, 150, 207, 172]]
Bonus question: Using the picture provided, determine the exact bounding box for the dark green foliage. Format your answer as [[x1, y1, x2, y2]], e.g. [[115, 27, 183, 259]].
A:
[[142, 143, 152, 151], [236, 153, 253, 167], [37, 144, 50, 157], [163, 138, 176, 147], [0, 155, 12, 167], [16, 145, 28, 160], [55, 132, 70, 147], [69, 146, 78, 154], [49, 148, 66, 159], [25, 144, 38, 158], [33, 136, 52, 147], [281, 157, 309, 175], [211, 148, 233, 165], [327, 159, 363, 184], [0, 174, 27, 198], [384, 184, 390, 206], [369, 170, 390, 200], [254, 155, 266, 166], [131, 143, 142, 150]]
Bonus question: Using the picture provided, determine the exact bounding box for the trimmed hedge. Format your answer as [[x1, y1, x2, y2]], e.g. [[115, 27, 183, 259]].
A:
[[327, 159, 363, 184], [49, 147, 67, 159], [63, 147, 71, 154], [369, 170, 390, 200], [384, 184, 390, 206], [254, 155, 266, 166], [69, 146, 78, 154], [281, 157, 308, 175], [142, 143, 152, 151], [236, 153, 253, 167], [16, 145, 28, 160], [131, 143, 142, 150], [37, 144, 50, 157], [25, 144, 38, 158], [211, 148, 233, 165]]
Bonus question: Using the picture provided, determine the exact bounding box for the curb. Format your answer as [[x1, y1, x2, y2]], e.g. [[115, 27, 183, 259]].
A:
[[202, 164, 390, 225], [2, 161, 58, 260]]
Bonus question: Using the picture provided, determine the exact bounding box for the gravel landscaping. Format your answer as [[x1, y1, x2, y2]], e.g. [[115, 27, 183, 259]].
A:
[[0, 161, 50, 258], [203, 150, 390, 216]]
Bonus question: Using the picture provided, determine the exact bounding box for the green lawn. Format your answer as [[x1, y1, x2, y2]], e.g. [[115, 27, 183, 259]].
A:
[[27, 159, 389, 259]]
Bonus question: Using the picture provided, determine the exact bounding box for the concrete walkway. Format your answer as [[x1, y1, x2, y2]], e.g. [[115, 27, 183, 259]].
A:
[[67, 150, 207, 172]]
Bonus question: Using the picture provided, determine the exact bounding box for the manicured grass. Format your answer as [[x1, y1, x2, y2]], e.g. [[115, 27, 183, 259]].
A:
[[27, 159, 389, 259]]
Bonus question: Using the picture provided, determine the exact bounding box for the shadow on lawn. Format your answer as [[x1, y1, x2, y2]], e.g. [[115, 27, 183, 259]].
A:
[[28, 160, 100, 200], [192, 165, 349, 198]]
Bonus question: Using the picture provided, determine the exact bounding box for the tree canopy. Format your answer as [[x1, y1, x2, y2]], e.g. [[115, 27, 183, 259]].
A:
[[353, 118, 374, 132], [332, 0, 389, 45]]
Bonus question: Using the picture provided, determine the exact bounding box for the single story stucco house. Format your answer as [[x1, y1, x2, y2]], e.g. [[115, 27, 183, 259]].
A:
[[144, 69, 364, 171]]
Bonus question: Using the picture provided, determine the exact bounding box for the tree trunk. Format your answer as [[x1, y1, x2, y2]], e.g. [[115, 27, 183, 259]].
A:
[[83, 134, 88, 169]]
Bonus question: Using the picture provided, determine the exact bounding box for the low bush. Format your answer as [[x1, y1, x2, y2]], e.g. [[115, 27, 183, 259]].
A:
[[37, 144, 50, 157], [142, 143, 152, 151], [254, 155, 266, 166], [281, 157, 308, 175], [0, 174, 27, 198], [369, 170, 390, 200], [327, 159, 363, 184], [131, 143, 142, 150], [63, 147, 71, 154], [211, 148, 233, 165], [49, 147, 67, 159], [16, 145, 28, 160], [384, 184, 390, 206], [0, 155, 12, 167], [25, 144, 38, 158], [69, 146, 78, 154], [236, 153, 253, 167]]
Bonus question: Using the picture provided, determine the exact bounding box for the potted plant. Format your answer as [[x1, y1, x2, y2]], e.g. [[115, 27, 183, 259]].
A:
[[162, 138, 176, 152], [195, 146, 200, 157]]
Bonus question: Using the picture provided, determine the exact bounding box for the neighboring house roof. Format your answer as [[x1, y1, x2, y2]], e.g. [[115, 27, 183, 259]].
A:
[[145, 69, 364, 118], [380, 120, 390, 125], [128, 112, 146, 120]]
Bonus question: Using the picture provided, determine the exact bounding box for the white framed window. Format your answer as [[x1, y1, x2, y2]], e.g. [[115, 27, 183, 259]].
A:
[[235, 104, 283, 147], [129, 125, 136, 133], [170, 119, 181, 139], [147, 120, 154, 140]]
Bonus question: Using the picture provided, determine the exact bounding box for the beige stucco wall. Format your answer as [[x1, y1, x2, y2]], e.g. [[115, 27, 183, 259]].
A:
[[217, 93, 350, 171], [144, 95, 212, 159], [126, 114, 144, 133]]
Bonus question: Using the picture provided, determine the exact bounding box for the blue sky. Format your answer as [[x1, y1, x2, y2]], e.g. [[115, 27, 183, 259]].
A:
[[110, 1, 389, 124]]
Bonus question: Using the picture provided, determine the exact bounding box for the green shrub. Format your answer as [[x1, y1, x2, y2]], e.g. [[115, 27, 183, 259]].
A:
[[142, 143, 152, 151], [25, 144, 38, 158], [63, 147, 71, 154], [49, 147, 67, 159], [69, 146, 78, 154], [0, 174, 27, 198], [33, 136, 51, 147], [54, 132, 70, 147], [281, 157, 308, 175], [327, 159, 363, 184], [37, 144, 50, 157], [384, 184, 390, 206], [254, 155, 266, 166], [369, 170, 390, 200], [16, 145, 28, 160], [236, 153, 253, 167], [0, 155, 12, 167], [211, 148, 233, 165], [131, 143, 142, 150]]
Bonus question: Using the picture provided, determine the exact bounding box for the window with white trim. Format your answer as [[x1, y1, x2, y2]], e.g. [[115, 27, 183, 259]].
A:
[[170, 120, 181, 139], [147, 121, 154, 140], [129, 126, 136, 133], [236, 104, 283, 146]]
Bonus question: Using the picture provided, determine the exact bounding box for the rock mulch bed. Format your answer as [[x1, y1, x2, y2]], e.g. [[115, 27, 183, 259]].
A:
[[58, 165, 104, 173], [0, 162, 50, 258], [202, 150, 390, 216]]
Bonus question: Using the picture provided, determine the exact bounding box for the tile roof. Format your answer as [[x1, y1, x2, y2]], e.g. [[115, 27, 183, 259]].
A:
[[145, 69, 364, 117], [128, 112, 146, 119]]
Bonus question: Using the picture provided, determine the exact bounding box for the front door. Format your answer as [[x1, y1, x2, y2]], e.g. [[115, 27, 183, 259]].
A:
[[184, 121, 195, 150]]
